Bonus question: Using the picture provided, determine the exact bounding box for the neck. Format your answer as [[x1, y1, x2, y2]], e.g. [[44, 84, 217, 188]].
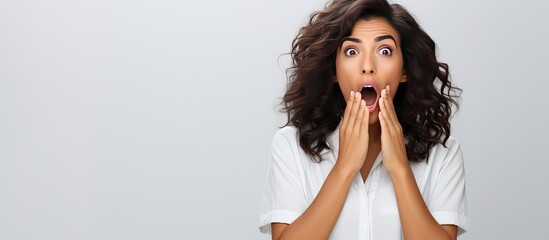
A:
[[358, 122, 382, 179], [368, 122, 382, 147], [362, 122, 382, 167]]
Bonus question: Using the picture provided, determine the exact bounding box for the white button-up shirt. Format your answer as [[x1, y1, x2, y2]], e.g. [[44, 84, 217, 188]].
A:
[[259, 126, 469, 239]]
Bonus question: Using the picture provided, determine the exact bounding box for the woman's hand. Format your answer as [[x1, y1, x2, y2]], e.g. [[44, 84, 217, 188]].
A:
[[337, 91, 370, 172], [378, 85, 409, 174]]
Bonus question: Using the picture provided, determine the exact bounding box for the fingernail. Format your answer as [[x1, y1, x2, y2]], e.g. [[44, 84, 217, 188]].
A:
[[350, 91, 354, 97], [387, 85, 391, 91]]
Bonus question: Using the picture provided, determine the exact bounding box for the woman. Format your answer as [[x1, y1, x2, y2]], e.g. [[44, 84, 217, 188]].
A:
[[259, 0, 468, 239]]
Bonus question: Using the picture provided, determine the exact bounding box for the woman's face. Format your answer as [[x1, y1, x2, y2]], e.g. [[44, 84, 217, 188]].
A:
[[335, 17, 407, 125]]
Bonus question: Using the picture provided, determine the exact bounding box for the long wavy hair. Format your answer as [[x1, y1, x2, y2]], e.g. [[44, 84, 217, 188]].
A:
[[282, 0, 461, 162]]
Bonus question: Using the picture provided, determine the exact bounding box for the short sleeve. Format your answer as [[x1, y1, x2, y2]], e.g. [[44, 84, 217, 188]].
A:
[[428, 138, 470, 236], [258, 130, 308, 234]]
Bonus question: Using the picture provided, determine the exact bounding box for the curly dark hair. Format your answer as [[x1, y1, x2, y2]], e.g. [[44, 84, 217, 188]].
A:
[[281, 0, 461, 162]]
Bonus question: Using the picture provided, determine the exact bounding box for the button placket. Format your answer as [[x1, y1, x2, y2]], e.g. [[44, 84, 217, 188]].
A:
[[355, 172, 370, 240]]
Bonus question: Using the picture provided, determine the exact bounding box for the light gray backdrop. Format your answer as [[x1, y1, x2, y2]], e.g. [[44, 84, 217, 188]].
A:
[[1, 0, 548, 239]]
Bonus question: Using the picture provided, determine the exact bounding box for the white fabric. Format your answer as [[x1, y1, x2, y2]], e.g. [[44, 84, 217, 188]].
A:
[[258, 125, 469, 239]]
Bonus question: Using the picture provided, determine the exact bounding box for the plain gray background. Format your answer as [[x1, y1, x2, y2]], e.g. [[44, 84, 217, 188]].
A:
[[1, 0, 548, 239]]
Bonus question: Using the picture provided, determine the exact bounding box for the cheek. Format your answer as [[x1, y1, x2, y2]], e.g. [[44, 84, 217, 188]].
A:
[[335, 59, 356, 102], [338, 82, 351, 102], [379, 61, 404, 82]]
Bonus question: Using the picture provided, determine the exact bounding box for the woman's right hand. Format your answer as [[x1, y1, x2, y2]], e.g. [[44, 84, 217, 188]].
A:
[[337, 91, 370, 173]]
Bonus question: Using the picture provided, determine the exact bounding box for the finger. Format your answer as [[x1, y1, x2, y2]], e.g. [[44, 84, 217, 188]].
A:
[[384, 86, 399, 124], [346, 91, 361, 134], [379, 97, 393, 136], [341, 91, 355, 133], [386, 86, 403, 133], [354, 99, 366, 133], [360, 99, 370, 136], [378, 110, 385, 128], [381, 87, 399, 131]]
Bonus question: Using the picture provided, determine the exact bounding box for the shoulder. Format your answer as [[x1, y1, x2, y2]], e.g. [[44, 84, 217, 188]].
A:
[[445, 136, 460, 147], [272, 126, 299, 146], [428, 136, 463, 164], [270, 126, 301, 158], [439, 136, 460, 152], [427, 136, 464, 168], [430, 136, 461, 155]]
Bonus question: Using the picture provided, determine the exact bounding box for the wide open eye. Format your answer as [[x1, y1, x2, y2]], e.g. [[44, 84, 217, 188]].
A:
[[378, 47, 392, 56], [345, 47, 359, 56]]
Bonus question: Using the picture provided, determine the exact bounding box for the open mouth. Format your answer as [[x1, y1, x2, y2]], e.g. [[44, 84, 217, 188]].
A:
[[360, 85, 378, 107]]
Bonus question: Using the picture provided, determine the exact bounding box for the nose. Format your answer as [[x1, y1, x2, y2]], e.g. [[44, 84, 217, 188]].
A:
[[361, 54, 376, 75]]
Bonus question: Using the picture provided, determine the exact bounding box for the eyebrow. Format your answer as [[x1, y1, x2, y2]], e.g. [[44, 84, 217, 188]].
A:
[[374, 34, 396, 44], [340, 34, 397, 46], [341, 37, 361, 44]]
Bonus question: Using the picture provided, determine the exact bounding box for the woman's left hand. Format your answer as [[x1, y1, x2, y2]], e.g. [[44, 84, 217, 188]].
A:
[[378, 85, 409, 174]]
